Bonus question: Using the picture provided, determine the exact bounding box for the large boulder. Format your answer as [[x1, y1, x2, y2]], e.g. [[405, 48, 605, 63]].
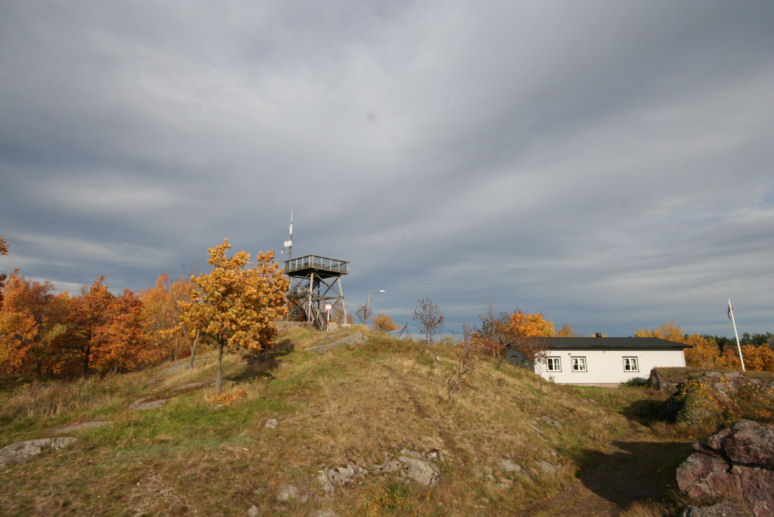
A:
[[677, 420, 774, 516], [719, 420, 774, 465]]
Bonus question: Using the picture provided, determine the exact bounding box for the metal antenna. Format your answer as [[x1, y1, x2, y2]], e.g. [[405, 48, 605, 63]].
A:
[[283, 209, 294, 260]]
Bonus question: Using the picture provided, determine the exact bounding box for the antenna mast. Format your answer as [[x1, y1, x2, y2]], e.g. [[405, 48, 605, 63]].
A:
[[283, 210, 294, 260]]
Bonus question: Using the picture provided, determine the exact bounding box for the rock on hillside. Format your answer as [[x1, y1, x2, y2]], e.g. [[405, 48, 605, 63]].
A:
[[660, 371, 774, 434], [677, 420, 774, 516], [0, 437, 77, 469]]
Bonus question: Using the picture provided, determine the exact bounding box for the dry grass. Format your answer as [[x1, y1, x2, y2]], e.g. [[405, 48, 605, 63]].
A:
[[0, 328, 694, 516], [620, 500, 673, 517]]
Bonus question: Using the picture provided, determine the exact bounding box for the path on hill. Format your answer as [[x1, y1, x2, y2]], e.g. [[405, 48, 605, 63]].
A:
[[380, 363, 469, 464], [523, 437, 692, 516]]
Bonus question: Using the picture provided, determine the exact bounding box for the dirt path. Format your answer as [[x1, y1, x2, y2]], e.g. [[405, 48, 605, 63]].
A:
[[524, 438, 692, 516], [380, 363, 469, 464]]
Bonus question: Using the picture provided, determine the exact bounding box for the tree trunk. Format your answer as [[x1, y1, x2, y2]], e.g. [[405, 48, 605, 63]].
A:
[[215, 340, 224, 394], [188, 331, 199, 369], [83, 344, 91, 376]]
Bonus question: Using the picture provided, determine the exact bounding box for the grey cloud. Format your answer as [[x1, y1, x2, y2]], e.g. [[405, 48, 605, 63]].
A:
[[1, 1, 773, 337]]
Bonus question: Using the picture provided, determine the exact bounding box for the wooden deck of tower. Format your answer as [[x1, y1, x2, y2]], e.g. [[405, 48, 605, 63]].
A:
[[283, 255, 349, 278]]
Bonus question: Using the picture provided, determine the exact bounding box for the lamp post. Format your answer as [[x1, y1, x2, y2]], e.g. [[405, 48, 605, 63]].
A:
[[366, 289, 385, 320]]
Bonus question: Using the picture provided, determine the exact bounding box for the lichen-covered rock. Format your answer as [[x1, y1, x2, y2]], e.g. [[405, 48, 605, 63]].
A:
[[397, 449, 440, 486], [0, 437, 77, 468], [677, 420, 774, 516], [662, 373, 774, 435], [317, 462, 368, 492]]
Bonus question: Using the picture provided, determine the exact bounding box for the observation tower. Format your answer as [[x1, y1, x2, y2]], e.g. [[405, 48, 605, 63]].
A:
[[281, 211, 348, 329], [284, 255, 349, 329]]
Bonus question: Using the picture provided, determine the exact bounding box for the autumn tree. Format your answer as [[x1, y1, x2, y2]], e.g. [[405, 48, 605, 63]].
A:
[[183, 240, 289, 393], [141, 274, 181, 361], [169, 276, 200, 368], [412, 297, 444, 344], [371, 312, 398, 333], [0, 271, 67, 375], [58, 277, 116, 376], [635, 322, 725, 369], [470, 304, 510, 363], [0, 271, 43, 374], [740, 344, 774, 372], [91, 289, 165, 374], [556, 323, 580, 337], [505, 310, 554, 386], [634, 321, 684, 343]]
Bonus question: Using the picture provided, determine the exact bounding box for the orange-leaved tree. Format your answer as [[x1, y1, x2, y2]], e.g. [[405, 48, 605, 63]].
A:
[[556, 323, 580, 337], [183, 240, 289, 393], [371, 312, 398, 333], [506, 310, 555, 386], [0, 270, 67, 375], [168, 276, 200, 369], [91, 289, 166, 374], [0, 271, 41, 374], [741, 344, 774, 372], [635, 322, 724, 369], [60, 276, 116, 376], [141, 274, 181, 361]]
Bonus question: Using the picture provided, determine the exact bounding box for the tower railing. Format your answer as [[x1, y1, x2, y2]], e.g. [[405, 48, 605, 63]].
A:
[[284, 255, 349, 276]]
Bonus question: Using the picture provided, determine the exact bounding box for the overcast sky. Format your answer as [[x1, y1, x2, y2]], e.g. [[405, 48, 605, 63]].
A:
[[1, 1, 773, 337]]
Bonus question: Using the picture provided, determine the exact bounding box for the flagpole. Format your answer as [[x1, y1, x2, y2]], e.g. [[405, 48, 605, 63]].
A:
[[728, 298, 746, 372]]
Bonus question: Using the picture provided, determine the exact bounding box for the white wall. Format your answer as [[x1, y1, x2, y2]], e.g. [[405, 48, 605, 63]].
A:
[[534, 349, 686, 384]]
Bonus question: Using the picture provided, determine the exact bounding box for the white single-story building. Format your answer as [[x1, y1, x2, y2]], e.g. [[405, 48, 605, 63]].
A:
[[506, 337, 687, 385]]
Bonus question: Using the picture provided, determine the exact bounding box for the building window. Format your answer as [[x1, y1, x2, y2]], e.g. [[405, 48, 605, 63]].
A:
[[571, 356, 587, 372], [546, 356, 561, 372], [623, 356, 639, 372]]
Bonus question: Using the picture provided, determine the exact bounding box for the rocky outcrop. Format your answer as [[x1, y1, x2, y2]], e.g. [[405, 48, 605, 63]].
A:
[[677, 420, 774, 516], [0, 437, 77, 469], [396, 449, 440, 486], [317, 462, 370, 492], [317, 448, 443, 494], [681, 501, 752, 516], [659, 371, 774, 433]]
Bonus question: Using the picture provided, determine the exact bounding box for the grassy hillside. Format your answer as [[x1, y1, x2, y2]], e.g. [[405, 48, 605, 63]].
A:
[[0, 327, 690, 516]]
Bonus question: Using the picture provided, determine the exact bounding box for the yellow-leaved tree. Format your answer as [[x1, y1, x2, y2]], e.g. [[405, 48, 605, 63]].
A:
[[634, 322, 723, 368], [506, 310, 555, 388], [183, 239, 289, 393]]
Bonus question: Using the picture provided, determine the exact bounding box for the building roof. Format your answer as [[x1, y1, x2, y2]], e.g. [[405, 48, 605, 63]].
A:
[[523, 337, 688, 351]]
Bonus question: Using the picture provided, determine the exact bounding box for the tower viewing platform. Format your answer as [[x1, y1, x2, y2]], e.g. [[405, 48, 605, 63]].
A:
[[284, 254, 349, 329], [283, 255, 349, 278]]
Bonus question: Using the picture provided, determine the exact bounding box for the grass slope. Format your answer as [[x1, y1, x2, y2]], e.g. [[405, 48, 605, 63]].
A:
[[0, 327, 689, 516]]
